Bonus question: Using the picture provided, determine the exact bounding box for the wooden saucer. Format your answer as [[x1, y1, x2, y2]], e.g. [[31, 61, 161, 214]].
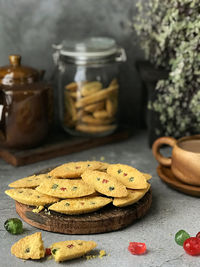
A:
[[15, 190, 152, 235], [157, 165, 200, 197]]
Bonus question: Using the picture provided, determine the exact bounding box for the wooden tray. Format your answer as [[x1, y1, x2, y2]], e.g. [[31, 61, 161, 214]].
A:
[[157, 165, 200, 197], [0, 127, 131, 167], [15, 190, 152, 235]]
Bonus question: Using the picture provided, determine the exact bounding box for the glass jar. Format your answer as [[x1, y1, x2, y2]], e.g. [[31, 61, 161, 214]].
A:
[[53, 37, 126, 137]]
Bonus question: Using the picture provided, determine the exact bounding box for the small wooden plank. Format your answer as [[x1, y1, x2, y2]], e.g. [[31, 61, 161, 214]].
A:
[[15, 190, 152, 235], [0, 127, 131, 167]]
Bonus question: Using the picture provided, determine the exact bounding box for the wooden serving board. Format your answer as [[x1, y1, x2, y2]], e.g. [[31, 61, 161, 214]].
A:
[[0, 127, 131, 166], [15, 190, 152, 235]]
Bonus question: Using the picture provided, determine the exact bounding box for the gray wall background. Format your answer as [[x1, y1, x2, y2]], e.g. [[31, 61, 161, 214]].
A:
[[0, 0, 145, 128]]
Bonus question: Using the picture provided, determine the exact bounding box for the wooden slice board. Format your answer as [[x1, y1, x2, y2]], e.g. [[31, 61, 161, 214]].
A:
[[0, 127, 131, 166], [157, 164, 200, 197], [15, 190, 152, 235]]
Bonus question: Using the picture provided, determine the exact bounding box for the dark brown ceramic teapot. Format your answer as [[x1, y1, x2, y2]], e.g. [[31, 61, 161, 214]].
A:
[[0, 55, 50, 149]]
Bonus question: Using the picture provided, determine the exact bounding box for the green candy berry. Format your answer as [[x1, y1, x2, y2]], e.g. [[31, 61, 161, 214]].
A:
[[109, 186, 115, 191], [4, 218, 23, 235], [52, 184, 58, 189], [175, 230, 190, 246], [52, 248, 57, 255], [72, 186, 77, 191]]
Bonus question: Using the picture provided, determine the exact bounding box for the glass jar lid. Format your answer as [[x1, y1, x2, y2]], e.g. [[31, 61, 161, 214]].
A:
[[53, 37, 126, 65]]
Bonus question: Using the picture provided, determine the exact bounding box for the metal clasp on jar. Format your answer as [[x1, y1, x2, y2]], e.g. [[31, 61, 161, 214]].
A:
[[115, 47, 127, 62]]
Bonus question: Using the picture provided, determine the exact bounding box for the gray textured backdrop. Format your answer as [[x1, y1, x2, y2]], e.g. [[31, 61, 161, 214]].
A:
[[0, 0, 145, 127]]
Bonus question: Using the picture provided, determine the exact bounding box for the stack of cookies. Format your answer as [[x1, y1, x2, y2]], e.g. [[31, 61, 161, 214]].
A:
[[64, 79, 118, 134], [5, 161, 152, 215]]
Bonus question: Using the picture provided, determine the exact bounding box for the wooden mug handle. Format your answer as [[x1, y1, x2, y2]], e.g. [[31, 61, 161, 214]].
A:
[[152, 137, 177, 166]]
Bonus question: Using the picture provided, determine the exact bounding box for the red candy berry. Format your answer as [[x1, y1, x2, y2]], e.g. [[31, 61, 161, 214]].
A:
[[128, 242, 146, 255], [196, 232, 200, 239], [67, 244, 74, 249], [60, 187, 66, 191], [183, 237, 200, 256], [45, 248, 52, 256]]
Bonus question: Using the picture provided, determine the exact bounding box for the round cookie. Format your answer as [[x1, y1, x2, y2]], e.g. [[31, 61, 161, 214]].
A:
[[81, 170, 128, 197], [8, 173, 53, 188], [113, 183, 151, 207], [11, 232, 45, 260], [5, 188, 59, 206], [36, 178, 95, 198], [50, 240, 97, 262], [49, 161, 103, 178], [107, 164, 148, 189], [48, 196, 112, 215], [143, 173, 152, 180]]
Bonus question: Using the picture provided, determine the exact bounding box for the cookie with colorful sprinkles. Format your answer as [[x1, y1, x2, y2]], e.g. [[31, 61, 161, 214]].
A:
[[8, 173, 54, 188], [97, 162, 110, 171], [35, 178, 95, 198], [143, 173, 152, 180], [11, 232, 45, 260], [113, 183, 151, 207], [49, 161, 103, 178], [50, 240, 97, 262], [81, 170, 128, 197], [5, 188, 59, 206], [107, 164, 148, 189], [48, 196, 112, 215]]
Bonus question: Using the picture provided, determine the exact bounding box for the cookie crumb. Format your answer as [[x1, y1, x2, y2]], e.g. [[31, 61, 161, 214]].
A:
[[47, 255, 53, 260], [99, 250, 106, 258], [86, 250, 107, 260], [32, 206, 44, 213], [44, 209, 51, 215], [86, 255, 98, 260]]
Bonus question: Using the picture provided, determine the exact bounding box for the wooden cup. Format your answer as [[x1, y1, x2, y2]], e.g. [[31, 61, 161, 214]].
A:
[[152, 135, 200, 186]]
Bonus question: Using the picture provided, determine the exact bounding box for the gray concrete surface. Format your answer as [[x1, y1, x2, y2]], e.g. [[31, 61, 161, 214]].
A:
[[0, 131, 199, 267]]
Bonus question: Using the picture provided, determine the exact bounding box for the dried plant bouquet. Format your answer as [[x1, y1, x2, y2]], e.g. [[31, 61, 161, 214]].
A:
[[134, 0, 200, 137]]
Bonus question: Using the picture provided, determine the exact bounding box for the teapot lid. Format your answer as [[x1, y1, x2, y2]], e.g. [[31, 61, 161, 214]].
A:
[[0, 55, 41, 86]]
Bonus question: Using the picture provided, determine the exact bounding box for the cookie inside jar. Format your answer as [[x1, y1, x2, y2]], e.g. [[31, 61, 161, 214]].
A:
[[64, 78, 119, 136], [53, 37, 126, 137]]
